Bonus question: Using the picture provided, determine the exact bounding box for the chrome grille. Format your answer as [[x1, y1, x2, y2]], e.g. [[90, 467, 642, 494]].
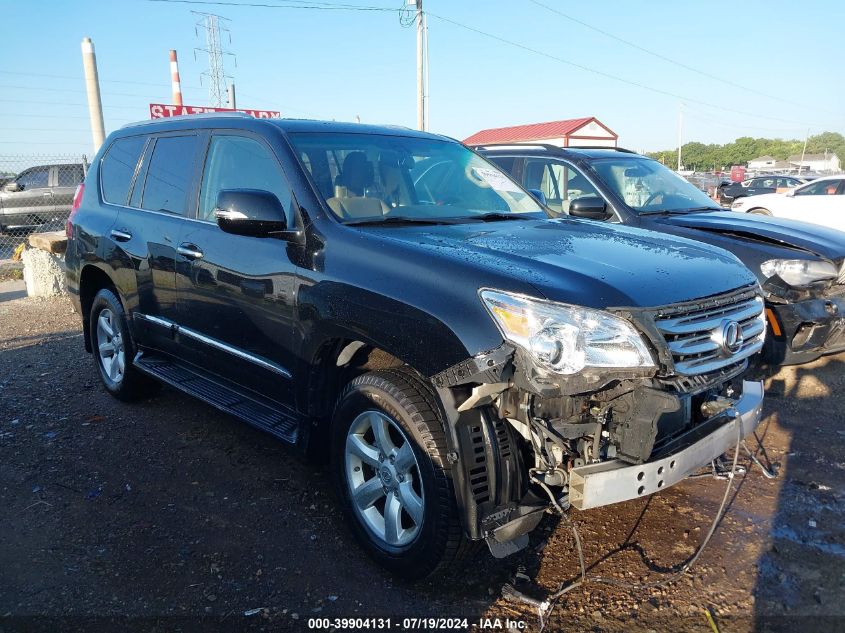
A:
[[653, 289, 766, 376], [838, 261, 845, 285]]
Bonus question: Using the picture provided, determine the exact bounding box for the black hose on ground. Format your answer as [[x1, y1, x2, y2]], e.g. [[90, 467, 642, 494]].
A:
[[503, 409, 746, 632]]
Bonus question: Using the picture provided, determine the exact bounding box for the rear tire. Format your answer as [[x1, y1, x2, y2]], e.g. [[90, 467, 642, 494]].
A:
[[89, 288, 159, 401], [331, 367, 474, 579]]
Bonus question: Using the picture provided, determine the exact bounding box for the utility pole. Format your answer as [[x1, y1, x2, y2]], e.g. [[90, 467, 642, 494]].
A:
[[193, 11, 235, 107], [80, 37, 105, 153], [797, 128, 809, 176], [416, 0, 425, 131], [227, 82, 236, 109], [677, 101, 683, 172]]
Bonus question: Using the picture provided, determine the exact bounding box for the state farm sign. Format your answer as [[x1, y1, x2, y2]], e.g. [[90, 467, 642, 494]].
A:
[[149, 103, 280, 119]]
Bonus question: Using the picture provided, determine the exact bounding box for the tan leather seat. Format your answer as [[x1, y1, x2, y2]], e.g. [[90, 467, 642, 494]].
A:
[[327, 151, 390, 219], [327, 195, 390, 218]]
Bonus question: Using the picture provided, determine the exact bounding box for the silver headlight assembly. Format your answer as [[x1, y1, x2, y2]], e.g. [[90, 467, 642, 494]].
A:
[[760, 259, 838, 287], [480, 290, 655, 377]]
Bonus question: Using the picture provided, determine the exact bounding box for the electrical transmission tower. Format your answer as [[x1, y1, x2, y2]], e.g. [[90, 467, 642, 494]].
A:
[[193, 11, 235, 107]]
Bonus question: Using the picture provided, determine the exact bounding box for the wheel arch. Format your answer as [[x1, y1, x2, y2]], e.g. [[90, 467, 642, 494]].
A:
[[78, 264, 122, 353]]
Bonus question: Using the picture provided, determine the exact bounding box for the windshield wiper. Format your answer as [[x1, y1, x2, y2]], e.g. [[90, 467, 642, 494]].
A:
[[344, 216, 463, 227], [642, 206, 719, 216], [471, 212, 533, 222]]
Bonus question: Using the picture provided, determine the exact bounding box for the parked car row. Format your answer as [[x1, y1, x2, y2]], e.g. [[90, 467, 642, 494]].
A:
[[0, 163, 87, 234], [65, 115, 844, 578], [717, 175, 806, 206]]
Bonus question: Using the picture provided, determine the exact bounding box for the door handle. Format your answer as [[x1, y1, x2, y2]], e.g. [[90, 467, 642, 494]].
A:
[[110, 229, 132, 242], [177, 243, 204, 260]]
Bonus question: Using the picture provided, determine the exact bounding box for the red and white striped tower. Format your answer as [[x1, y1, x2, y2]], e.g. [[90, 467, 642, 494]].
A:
[[169, 49, 183, 106]]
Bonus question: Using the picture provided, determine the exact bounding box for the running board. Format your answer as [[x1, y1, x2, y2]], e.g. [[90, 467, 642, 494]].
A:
[[134, 351, 299, 443]]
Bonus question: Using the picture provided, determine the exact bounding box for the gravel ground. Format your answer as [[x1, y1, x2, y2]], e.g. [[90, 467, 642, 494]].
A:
[[1, 296, 843, 632]]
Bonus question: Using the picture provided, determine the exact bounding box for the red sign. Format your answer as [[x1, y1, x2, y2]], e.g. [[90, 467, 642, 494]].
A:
[[729, 165, 746, 182], [149, 103, 280, 119]]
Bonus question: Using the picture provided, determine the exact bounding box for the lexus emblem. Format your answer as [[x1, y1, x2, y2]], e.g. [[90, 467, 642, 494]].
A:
[[718, 320, 744, 355]]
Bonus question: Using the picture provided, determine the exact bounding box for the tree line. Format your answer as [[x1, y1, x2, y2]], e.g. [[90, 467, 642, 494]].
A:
[[645, 131, 845, 172]]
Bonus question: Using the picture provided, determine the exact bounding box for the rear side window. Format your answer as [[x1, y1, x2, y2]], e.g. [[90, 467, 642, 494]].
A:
[[140, 135, 200, 216], [17, 166, 50, 189], [101, 137, 145, 205], [56, 164, 85, 187]]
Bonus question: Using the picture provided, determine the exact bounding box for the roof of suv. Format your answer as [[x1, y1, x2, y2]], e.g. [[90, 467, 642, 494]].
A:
[[119, 114, 452, 142]]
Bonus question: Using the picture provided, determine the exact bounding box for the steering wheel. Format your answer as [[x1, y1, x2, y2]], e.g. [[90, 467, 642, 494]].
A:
[[643, 192, 663, 207]]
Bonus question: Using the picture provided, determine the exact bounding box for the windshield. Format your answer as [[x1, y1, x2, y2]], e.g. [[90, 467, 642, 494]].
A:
[[288, 132, 544, 223], [591, 157, 719, 213]]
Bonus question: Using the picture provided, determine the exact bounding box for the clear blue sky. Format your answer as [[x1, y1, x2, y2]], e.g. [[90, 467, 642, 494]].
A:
[[1, 0, 842, 158]]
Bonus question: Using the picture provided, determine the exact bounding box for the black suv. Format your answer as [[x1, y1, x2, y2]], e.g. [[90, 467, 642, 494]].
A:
[[67, 115, 765, 578], [478, 145, 845, 365], [717, 175, 805, 206]]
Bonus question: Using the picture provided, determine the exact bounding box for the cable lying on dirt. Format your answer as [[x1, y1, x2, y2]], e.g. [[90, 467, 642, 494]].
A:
[[503, 409, 747, 632]]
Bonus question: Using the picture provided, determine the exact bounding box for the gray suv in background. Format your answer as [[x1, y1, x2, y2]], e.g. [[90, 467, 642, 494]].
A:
[[0, 163, 85, 232]]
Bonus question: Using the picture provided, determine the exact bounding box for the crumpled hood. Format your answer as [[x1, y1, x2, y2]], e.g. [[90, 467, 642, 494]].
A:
[[654, 210, 845, 261], [370, 217, 756, 309]]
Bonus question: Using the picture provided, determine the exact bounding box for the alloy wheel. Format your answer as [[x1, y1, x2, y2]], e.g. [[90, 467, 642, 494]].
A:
[[96, 308, 125, 384], [344, 410, 425, 548]]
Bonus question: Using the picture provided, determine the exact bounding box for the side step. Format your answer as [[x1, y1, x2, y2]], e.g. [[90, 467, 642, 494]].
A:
[[134, 351, 299, 443]]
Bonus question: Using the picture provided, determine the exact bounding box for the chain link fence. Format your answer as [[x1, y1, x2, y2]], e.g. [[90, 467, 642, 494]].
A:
[[0, 154, 88, 263]]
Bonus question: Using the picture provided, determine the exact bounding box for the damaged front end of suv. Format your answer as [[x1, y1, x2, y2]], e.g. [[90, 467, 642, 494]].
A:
[[433, 285, 766, 557]]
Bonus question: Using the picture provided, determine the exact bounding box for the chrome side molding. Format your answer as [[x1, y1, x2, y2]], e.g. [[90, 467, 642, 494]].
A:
[[134, 312, 292, 379]]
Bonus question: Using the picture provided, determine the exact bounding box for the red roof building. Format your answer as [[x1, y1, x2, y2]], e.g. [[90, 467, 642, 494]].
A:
[[463, 117, 618, 148]]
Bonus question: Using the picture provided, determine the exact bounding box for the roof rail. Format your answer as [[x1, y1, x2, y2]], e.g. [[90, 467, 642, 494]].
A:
[[469, 142, 639, 154], [121, 111, 254, 129], [468, 142, 563, 151]]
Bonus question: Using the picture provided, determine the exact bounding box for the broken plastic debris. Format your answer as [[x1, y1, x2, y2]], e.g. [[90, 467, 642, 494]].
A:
[[244, 608, 264, 616], [808, 519, 817, 528]]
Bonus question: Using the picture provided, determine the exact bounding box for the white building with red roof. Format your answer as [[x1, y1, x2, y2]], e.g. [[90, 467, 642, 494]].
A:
[[463, 117, 618, 148]]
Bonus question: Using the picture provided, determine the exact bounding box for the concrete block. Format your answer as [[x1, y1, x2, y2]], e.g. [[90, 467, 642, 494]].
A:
[[28, 231, 68, 255], [21, 248, 66, 297]]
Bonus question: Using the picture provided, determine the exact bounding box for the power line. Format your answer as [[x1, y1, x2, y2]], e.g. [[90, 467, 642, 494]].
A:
[[0, 70, 202, 90], [425, 11, 832, 129], [0, 83, 172, 99], [525, 0, 823, 113], [146, 0, 398, 10], [0, 98, 144, 110]]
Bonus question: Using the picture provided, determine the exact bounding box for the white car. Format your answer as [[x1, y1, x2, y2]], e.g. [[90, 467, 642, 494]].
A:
[[731, 175, 845, 231]]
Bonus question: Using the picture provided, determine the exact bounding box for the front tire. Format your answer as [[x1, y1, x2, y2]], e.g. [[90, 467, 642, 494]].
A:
[[89, 288, 159, 401], [749, 207, 772, 216], [331, 368, 472, 579]]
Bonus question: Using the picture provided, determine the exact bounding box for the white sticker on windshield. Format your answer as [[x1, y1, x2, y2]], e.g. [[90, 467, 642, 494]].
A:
[[472, 167, 522, 192]]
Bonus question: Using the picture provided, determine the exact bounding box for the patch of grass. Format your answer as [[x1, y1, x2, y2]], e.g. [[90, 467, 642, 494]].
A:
[[0, 266, 24, 282]]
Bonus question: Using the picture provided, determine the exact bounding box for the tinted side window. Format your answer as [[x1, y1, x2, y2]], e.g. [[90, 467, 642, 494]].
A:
[[488, 156, 516, 173], [17, 167, 50, 189], [101, 136, 146, 205], [141, 135, 200, 216], [56, 164, 85, 187], [795, 180, 837, 196], [198, 135, 293, 223]]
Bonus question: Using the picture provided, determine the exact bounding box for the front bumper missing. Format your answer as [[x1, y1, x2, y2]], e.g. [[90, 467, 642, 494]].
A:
[[569, 380, 764, 511], [769, 294, 845, 360]]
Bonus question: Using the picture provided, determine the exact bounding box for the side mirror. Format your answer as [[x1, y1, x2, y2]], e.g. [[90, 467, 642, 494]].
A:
[[568, 196, 611, 220], [214, 189, 289, 238], [527, 188, 547, 206], [3, 182, 21, 193]]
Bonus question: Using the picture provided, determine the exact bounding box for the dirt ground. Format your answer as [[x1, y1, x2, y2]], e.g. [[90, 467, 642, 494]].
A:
[[1, 295, 843, 633]]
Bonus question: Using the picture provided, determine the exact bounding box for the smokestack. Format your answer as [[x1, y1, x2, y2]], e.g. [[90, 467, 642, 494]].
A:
[[81, 37, 105, 153], [169, 49, 183, 106]]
